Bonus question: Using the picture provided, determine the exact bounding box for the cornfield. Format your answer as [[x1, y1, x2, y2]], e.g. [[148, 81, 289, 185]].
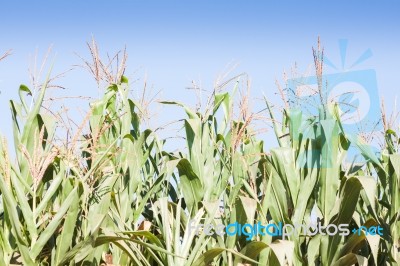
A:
[[0, 43, 399, 266]]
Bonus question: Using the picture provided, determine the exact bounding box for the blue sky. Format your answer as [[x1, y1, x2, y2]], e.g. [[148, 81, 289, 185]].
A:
[[0, 1, 399, 150]]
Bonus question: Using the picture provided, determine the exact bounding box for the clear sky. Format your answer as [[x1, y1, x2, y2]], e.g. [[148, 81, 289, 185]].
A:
[[0, 1, 399, 150]]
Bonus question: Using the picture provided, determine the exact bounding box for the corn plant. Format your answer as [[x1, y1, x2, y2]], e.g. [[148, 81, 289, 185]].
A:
[[0, 46, 399, 265]]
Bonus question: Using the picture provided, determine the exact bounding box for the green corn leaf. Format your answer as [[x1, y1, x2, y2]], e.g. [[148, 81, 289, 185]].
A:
[[54, 183, 81, 265], [31, 184, 82, 259]]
